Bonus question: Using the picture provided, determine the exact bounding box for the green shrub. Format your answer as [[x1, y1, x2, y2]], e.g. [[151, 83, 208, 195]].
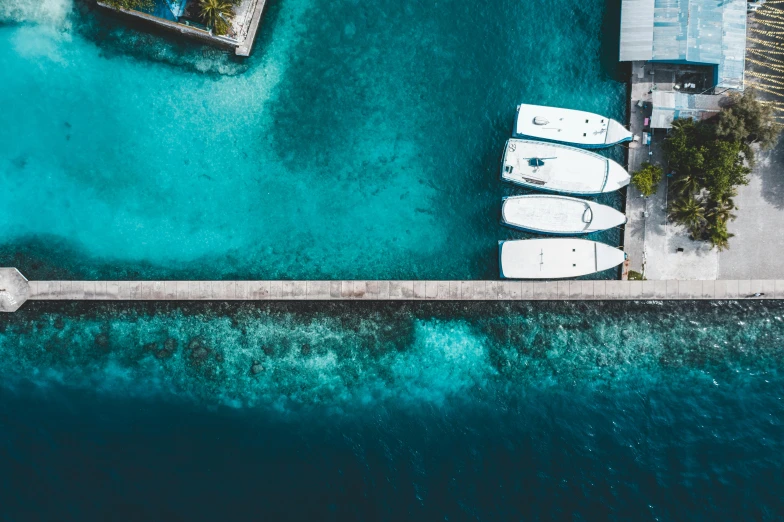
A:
[[627, 270, 645, 281], [104, 0, 155, 11], [631, 162, 663, 197]]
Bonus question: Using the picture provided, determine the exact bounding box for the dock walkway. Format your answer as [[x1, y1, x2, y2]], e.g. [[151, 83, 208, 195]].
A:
[[1, 269, 783, 312], [235, 0, 267, 56]]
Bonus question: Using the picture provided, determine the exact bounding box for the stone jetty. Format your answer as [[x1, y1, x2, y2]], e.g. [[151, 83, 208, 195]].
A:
[[0, 268, 782, 312]]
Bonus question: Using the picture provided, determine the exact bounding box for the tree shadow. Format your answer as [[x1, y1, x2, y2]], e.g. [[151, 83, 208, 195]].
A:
[[624, 206, 646, 240], [759, 139, 784, 210]]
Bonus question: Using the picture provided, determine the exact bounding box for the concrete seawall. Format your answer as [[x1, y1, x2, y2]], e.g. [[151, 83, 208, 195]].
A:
[[26, 279, 782, 301], [1, 269, 783, 312], [97, 0, 268, 56]]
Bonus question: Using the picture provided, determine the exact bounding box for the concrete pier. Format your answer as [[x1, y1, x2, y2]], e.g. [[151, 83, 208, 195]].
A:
[[0, 268, 30, 313], [1, 269, 783, 312], [235, 0, 267, 56], [98, 0, 268, 57]]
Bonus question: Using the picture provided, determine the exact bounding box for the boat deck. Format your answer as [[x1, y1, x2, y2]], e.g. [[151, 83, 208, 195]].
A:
[[503, 196, 593, 233], [514, 104, 632, 147], [502, 140, 629, 194]]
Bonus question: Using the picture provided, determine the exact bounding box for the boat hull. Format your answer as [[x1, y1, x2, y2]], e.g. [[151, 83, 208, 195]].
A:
[[501, 195, 627, 235], [512, 133, 628, 150], [513, 104, 632, 148], [499, 238, 626, 279], [500, 139, 630, 195]]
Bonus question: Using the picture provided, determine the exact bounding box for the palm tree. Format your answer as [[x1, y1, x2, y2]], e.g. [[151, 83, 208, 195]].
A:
[[707, 218, 734, 251], [670, 173, 701, 197], [669, 195, 706, 238], [706, 197, 737, 225], [200, 0, 233, 35]]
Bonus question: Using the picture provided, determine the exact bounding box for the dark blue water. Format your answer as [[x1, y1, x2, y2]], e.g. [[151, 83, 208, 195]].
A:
[[1, 300, 783, 520]]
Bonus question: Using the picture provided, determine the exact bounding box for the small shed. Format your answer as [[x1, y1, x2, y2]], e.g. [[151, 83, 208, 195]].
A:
[[650, 91, 724, 129]]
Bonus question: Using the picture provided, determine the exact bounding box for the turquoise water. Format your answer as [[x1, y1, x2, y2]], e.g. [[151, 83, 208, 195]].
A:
[[9, 3, 772, 519], [0, 0, 626, 279], [2, 300, 781, 411], [1, 301, 783, 519]]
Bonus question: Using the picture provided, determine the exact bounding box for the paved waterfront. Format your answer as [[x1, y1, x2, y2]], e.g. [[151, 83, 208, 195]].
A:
[[719, 143, 784, 279], [624, 62, 724, 280], [625, 113, 783, 281]]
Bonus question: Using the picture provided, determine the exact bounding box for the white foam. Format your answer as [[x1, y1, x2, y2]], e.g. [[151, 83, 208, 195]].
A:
[[0, 0, 73, 27]]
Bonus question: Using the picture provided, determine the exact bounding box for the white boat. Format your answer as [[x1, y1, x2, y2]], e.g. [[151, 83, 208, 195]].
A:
[[513, 104, 632, 148], [501, 139, 630, 195], [502, 195, 627, 235], [499, 238, 625, 279]]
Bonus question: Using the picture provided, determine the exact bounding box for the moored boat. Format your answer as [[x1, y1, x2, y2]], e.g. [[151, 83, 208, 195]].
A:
[[499, 238, 625, 279], [501, 139, 630, 195], [513, 104, 632, 148], [502, 194, 626, 235]]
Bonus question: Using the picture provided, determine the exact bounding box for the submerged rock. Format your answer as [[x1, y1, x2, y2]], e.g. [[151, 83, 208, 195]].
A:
[[300, 344, 311, 356], [251, 360, 265, 375], [191, 346, 210, 362], [185, 337, 215, 367], [155, 348, 173, 360], [143, 342, 159, 352], [53, 316, 65, 330], [94, 333, 109, 348], [164, 338, 178, 352]]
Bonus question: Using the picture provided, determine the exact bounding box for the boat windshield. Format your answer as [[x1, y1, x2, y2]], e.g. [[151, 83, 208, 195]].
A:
[[582, 207, 593, 224]]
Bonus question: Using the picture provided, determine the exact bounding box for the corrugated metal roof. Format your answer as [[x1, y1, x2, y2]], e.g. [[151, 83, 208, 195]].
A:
[[718, 0, 747, 89], [650, 90, 724, 128], [651, 0, 688, 61], [619, 0, 655, 61], [620, 0, 747, 88]]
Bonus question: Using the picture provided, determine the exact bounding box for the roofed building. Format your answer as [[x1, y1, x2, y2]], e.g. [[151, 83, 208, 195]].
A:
[[619, 0, 748, 90], [650, 90, 724, 128]]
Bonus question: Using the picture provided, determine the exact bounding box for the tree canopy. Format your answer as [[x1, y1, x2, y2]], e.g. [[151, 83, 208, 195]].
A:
[[200, 0, 234, 35], [661, 93, 771, 250], [713, 89, 781, 165], [104, 0, 155, 12], [631, 162, 663, 197], [664, 119, 750, 201]]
